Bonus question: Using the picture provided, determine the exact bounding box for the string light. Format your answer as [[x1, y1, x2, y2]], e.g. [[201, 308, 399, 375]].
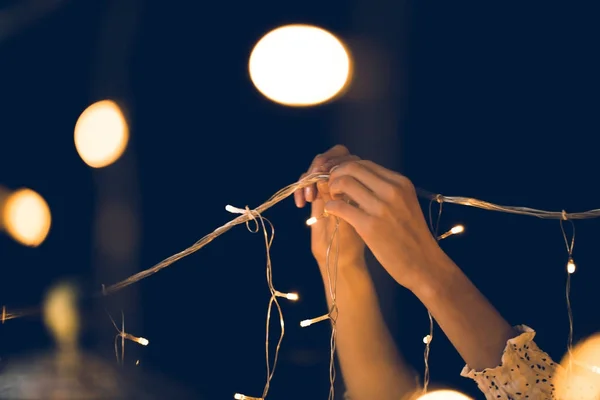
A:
[[559, 213, 577, 365], [107, 311, 149, 365], [437, 225, 465, 240], [306, 211, 328, 226], [226, 204, 297, 400], [300, 313, 331, 327], [1, 172, 598, 398]]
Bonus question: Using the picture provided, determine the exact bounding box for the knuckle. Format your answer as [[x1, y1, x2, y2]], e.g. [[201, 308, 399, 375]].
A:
[[332, 144, 349, 154], [397, 174, 414, 189], [336, 175, 355, 191], [312, 154, 328, 167]]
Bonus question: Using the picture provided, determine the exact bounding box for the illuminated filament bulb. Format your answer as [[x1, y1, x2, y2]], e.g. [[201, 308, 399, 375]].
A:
[[234, 394, 263, 400], [437, 225, 464, 240], [423, 334, 432, 344], [567, 257, 576, 274], [274, 290, 299, 301], [123, 333, 149, 346], [300, 313, 330, 327]]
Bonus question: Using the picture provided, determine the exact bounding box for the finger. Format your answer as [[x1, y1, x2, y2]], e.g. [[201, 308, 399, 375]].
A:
[[311, 196, 325, 220], [330, 160, 397, 202], [324, 199, 370, 233], [294, 173, 308, 208], [305, 145, 349, 202], [358, 160, 410, 187], [328, 175, 382, 214], [316, 154, 360, 196]]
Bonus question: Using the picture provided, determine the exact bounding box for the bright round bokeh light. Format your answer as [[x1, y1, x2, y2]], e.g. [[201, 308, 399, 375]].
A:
[[416, 390, 472, 400], [554, 333, 600, 399], [249, 24, 351, 106], [74, 100, 129, 168], [2, 188, 52, 247]]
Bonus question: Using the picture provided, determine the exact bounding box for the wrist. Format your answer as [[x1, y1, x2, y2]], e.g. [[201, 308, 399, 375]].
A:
[[408, 250, 459, 301], [317, 256, 368, 281]]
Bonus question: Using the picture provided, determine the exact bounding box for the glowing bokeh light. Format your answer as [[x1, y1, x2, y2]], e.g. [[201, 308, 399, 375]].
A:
[[249, 24, 351, 106], [416, 389, 472, 400], [74, 100, 129, 168], [555, 333, 600, 399], [2, 188, 51, 247]]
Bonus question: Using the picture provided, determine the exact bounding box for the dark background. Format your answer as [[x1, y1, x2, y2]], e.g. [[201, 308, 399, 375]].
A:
[[1, 1, 599, 399]]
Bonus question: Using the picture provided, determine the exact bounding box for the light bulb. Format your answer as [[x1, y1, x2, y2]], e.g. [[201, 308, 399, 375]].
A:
[[437, 224, 465, 241], [286, 292, 299, 301], [450, 225, 464, 234], [306, 216, 318, 226], [567, 258, 576, 274], [423, 335, 432, 344]]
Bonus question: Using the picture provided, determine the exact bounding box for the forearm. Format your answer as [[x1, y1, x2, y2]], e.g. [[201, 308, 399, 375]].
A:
[[411, 251, 516, 371], [318, 261, 417, 400]]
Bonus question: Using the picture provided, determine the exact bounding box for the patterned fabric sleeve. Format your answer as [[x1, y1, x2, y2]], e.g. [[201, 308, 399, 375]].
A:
[[461, 325, 559, 399]]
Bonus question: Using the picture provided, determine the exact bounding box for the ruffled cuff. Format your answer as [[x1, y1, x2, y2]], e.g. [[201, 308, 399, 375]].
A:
[[461, 325, 557, 399]]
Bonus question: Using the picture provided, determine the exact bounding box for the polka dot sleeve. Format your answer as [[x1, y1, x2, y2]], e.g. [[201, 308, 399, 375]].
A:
[[460, 325, 558, 399]]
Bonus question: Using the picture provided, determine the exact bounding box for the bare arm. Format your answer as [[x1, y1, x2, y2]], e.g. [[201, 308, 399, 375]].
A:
[[410, 251, 516, 371], [318, 261, 418, 400]]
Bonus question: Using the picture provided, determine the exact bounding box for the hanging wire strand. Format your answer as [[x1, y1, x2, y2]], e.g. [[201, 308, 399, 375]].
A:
[[227, 205, 295, 400], [559, 216, 576, 367], [422, 197, 444, 393], [106, 310, 149, 365], [326, 217, 340, 400]]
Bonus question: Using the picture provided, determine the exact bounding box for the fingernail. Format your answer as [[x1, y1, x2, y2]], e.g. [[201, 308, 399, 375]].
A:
[[305, 187, 313, 201], [329, 165, 340, 173]]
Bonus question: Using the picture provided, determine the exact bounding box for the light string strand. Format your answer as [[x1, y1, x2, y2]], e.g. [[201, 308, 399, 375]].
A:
[[4, 175, 600, 322], [422, 196, 445, 393], [416, 189, 600, 220], [106, 310, 149, 365], [559, 214, 576, 368], [226, 205, 297, 400], [299, 214, 341, 400]]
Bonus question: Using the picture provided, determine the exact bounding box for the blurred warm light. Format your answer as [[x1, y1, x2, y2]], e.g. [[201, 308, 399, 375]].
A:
[[2, 188, 51, 247], [555, 333, 600, 399], [74, 100, 129, 168], [423, 334, 432, 344], [43, 283, 79, 350], [416, 389, 472, 400], [249, 24, 351, 106]]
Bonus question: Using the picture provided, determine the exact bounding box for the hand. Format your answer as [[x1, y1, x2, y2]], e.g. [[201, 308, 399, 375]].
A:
[[323, 160, 445, 291], [294, 145, 366, 271]]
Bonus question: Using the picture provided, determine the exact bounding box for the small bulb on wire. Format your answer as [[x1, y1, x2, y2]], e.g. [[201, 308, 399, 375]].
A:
[[300, 313, 330, 327], [274, 290, 299, 301], [567, 257, 576, 274], [423, 334, 432, 344], [306, 211, 329, 226], [437, 224, 465, 240]]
